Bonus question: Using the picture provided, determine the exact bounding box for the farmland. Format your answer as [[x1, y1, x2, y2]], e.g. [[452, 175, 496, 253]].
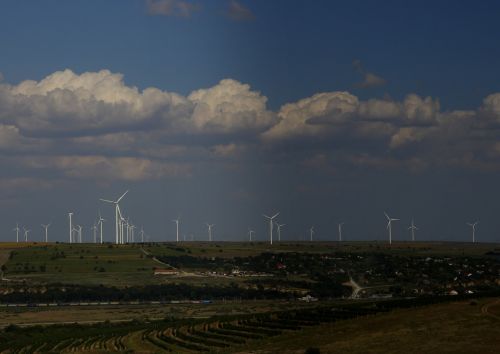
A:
[[1, 241, 500, 353]]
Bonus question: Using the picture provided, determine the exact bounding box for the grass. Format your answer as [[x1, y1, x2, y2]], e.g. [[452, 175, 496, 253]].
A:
[[232, 298, 500, 354], [2, 241, 499, 287]]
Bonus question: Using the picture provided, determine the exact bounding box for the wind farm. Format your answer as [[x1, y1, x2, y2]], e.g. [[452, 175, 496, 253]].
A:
[[1, 1, 500, 353]]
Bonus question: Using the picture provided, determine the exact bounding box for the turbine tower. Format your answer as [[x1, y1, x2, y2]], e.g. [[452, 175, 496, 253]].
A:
[[100, 190, 128, 244], [98, 213, 105, 244], [338, 222, 344, 241], [13, 224, 20, 243], [23, 227, 30, 242], [139, 226, 145, 243], [91, 223, 97, 243], [41, 223, 51, 243], [275, 223, 285, 242], [206, 223, 215, 242], [384, 212, 399, 245], [248, 228, 255, 242], [68, 212, 73, 243], [263, 212, 280, 245], [76, 225, 82, 243], [467, 221, 478, 243], [408, 219, 418, 241], [172, 217, 180, 242], [309, 226, 314, 241]]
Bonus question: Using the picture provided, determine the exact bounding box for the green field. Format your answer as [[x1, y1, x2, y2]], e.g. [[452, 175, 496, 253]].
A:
[[2, 241, 499, 287]]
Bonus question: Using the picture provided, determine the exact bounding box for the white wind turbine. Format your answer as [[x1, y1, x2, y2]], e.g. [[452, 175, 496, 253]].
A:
[[338, 222, 344, 241], [100, 190, 128, 245], [248, 228, 255, 242], [98, 213, 105, 244], [275, 223, 285, 242], [41, 223, 51, 243], [139, 226, 145, 243], [13, 224, 20, 243], [68, 212, 74, 243], [408, 219, 418, 241], [23, 227, 30, 242], [130, 224, 136, 243], [385, 212, 399, 245], [206, 223, 215, 242], [91, 222, 98, 243], [467, 221, 478, 243], [76, 225, 82, 243], [172, 217, 180, 242], [309, 226, 314, 241], [263, 212, 280, 245]]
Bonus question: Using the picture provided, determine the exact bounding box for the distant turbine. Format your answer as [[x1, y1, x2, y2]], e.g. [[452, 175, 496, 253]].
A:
[[68, 212, 73, 243], [309, 226, 314, 241], [41, 223, 51, 243], [91, 223, 98, 243], [338, 222, 344, 241], [263, 212, 280, 245], [172, 217, 180, 242], [384, 212, 399, 245], [13, 224, 20, 243], [130, 224, 136, 243], [98, 213, 105, 244], [408, 219, 418, 241], [467, 221, 478, 243], [23, 227, 30, 242], [206, 223, 215, 242], [275, 223, 285, 242], [76, 225, 82, 243], [248, 228, 255, 242], [100, 190, 129, 244], [139, 226, 145, 243]]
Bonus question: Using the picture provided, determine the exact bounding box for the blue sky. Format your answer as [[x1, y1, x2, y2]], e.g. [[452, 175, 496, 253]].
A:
[[1, 0, 500, 243]]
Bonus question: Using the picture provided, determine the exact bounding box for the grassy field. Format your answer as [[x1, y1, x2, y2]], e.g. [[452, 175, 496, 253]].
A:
[[1, 241, 499, 287], [0, 297, 498, 353], [0, 300, 331, 327], [232, 298, 500, 354]]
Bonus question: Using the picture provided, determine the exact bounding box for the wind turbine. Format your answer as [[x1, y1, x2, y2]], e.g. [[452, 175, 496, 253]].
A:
[[75, 225, 82, 243], [41, 223, 51, 243], [130, 224, 136, 243], [98, 213, 105, 244], [13, 224, 20, 243], [68, 212, 73, 243], [309, 226, 314, 241], [139, 226, 145, 243], [23, 227, 30, 242], [172, 217, 180, 242], [408, 219, 418, 241], [100, 190, 129, 244], [338, 222, 344, 241], [275, 223, 285, 242], [91, 223, 98, 243], [248, 228, 255, 242], [384, 212, 399, 245], [206, 223, 215, 242], [467, 221, 478, 243], [263, 212, 280, 245]]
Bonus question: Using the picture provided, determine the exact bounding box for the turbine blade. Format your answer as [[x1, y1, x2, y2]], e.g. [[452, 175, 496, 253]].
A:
[[99, 199, 115, 204], [116, 190, 129, 203], [272, 212, 280, 219]]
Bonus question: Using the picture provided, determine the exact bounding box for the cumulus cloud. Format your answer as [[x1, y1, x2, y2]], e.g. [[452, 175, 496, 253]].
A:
[[145, 0, 200, 17], [2, 68, 500, 187], [0, 70, 273, 139], [227, 0, 255, 22]]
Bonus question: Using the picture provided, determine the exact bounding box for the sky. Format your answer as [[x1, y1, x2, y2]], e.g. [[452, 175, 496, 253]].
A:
[[1, 0, 500, 243]]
